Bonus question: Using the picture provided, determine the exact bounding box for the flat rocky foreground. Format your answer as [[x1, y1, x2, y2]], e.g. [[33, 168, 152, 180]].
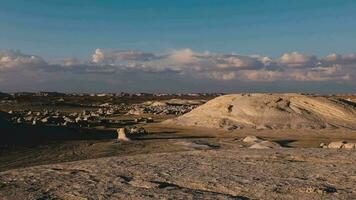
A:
[[1, 148, 355, 200]]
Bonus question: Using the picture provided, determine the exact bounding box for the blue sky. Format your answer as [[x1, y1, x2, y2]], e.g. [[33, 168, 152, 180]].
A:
[[0, 1, 356, 92], [1, 0, 356, 58]]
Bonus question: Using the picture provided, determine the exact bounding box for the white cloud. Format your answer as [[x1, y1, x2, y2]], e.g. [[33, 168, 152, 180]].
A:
[[239, 70, 285, 81], [167, 48, 196, 64], [205, 71, 237, 80], [0, 50, 46, 71], [324, 53, 341, 62], [91, 49, 105, 63], [288, 67, 351, 81], [215, 55, 264, 69], [279, 52, 317, 67], [0, 49, 355, 89], [91, 48, 157, 64], [323, 53, 356, 65]]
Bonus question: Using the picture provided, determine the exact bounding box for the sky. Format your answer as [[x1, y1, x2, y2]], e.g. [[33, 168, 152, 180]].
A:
[[0, 0, 356, 93]]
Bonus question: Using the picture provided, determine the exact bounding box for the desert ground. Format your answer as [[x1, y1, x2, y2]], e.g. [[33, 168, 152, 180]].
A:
[[0, 93, 356, 199]]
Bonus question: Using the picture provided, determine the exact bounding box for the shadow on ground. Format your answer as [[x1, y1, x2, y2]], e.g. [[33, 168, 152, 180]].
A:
[[0, 112, 116, 148]]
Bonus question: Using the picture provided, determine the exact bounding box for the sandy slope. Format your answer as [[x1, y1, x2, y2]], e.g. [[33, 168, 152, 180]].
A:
[[165, 93, 356, 130]]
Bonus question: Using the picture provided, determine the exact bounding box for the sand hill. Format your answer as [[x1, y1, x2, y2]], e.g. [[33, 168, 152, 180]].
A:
[[165, 93, 356, 130]]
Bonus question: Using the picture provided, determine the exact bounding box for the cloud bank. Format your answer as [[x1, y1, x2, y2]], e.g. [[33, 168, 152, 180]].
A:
[[0, 49, 355, 92]]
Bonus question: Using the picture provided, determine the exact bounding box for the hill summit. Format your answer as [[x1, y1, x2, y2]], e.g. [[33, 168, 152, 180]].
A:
[[165, 93, 356, 130]]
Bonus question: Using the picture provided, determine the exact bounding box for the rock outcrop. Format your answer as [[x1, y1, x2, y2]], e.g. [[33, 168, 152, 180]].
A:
[[165, 93, 356, 130], [321, 141, 356, 149], [117, 128, 131, 141], [241, 136, 282, 149], [117, 126, 148, 141], [242, 136, 263, 143]]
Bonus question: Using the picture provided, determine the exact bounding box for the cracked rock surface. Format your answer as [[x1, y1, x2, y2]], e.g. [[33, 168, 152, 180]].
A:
[[0, 148, 355, 199]]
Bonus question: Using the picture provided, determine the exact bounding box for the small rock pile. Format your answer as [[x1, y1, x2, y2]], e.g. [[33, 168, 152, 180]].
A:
[[7, 106, 152, 128], [320, 141, 356, 149], [126, 104, 198, 116]]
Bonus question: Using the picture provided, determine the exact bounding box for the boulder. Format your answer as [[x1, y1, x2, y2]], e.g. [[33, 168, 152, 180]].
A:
[[242, 136, 263, 143], [126, 108, 144, 115], [128, 126, 148, 135], [116, 126, 148, 141], [117, 128, 131, 141], [327, 141, 346, 149], [319, 143, 327, 148], [41, 117, 49, 123], [16, 118, 23, 123], [342, 143, 356, 149]]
